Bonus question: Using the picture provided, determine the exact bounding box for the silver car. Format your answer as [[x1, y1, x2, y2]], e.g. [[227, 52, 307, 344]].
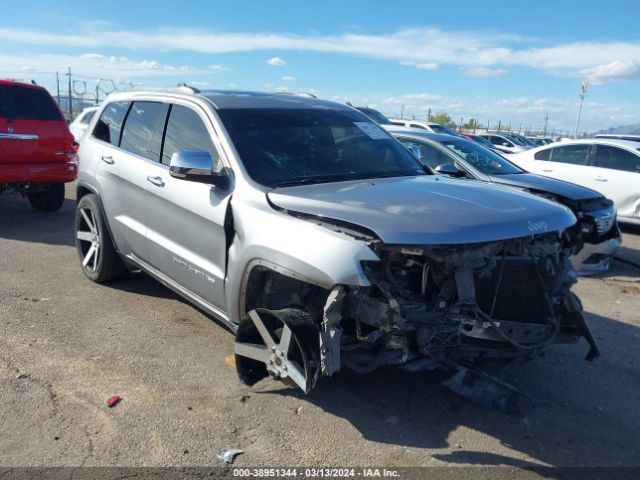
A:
[[385, 126, 621, 275], [75, 87, 598, 410]]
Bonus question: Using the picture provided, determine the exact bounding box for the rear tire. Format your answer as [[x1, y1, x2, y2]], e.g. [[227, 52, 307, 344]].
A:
[[28, 183, 65, 212], [75, 194, 128, 282]]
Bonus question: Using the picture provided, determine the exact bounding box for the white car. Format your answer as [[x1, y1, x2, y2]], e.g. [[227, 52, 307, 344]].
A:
[[388, 118, 458, 136], [506, 139, 640, 225], [69, 106, 99, 142]]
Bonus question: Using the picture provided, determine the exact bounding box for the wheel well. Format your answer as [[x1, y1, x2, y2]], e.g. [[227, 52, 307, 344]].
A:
[[243, 267, 330, 325], [76, 185, 92, 202]]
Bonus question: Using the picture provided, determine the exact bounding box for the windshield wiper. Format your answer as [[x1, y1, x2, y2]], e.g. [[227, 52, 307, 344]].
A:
[[270, 177, 344, 188]]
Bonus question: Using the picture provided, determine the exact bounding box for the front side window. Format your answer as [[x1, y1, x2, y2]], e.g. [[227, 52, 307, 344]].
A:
[[438, 137, 522, 175], [162, 105, 220, 168], [595, 145, 640, 172], [219, 108, 425, 187], [550, 145, 590, 165], [120, 101, 169, 161], [410, 123, 427, 130], [93, 101, 130, 146]]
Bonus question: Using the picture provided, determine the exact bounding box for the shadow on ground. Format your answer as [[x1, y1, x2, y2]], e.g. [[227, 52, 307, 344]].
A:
[[0, 191, 75, 247], [261, 310, 640, 467]]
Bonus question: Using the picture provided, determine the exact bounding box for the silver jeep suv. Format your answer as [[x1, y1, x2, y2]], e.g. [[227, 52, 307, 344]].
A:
[[75, 87, 598, 409]]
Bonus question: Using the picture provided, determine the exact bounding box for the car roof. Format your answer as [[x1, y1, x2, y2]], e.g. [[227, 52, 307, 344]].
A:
[[389, 118, 441, 127], [382, 125, 456, 141], [101, 88, 350, 111], [0, 79, 47, 91], [548, 138, 640, 150]]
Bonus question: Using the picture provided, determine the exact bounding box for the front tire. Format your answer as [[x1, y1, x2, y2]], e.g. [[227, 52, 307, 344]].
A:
[[28, 183, 65, 212], [75, 194, 128, 282]]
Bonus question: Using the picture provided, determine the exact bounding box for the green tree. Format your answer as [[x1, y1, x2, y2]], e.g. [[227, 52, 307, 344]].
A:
[[430, 112, 456, 128]]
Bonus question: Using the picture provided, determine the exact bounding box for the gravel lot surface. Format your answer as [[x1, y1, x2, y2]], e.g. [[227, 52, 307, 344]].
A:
[[1, 185, 639, 469]]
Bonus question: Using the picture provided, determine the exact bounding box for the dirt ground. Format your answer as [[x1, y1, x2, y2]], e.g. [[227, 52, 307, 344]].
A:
[[1, 185, 639, 469]]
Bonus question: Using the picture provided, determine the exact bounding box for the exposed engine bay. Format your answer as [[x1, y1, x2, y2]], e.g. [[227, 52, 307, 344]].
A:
[[235, 232, 599, 412]]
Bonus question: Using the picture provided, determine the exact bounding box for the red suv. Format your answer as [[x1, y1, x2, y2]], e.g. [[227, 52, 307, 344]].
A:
[[0, 80, 77, 211]]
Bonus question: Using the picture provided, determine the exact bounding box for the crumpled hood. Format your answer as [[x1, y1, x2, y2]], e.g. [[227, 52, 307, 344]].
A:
[[268, 176, 576, 245], [488, 173, 602, 201]]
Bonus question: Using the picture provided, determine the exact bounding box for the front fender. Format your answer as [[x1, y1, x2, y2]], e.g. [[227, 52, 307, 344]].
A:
[[225, 197, 379, 324]]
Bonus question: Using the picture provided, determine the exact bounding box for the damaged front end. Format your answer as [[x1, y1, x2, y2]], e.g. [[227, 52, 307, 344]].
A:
[[235, 232, 599, 411]]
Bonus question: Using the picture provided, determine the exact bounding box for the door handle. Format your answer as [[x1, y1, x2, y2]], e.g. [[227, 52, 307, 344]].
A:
[[146, 175, 165, 187], [541, 168, 553, 172], [593, 176, 608, 182], [101, 155, 115, 165]]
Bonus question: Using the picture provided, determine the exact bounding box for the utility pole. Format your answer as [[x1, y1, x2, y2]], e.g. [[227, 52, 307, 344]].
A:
[[574, 80, 588, 139], [55, 72, 60, 105], [459, 117, 463, 132], [497, 120, 501, 132], [66, 67, 73, 118], [427, 108, 431, 121], [543, 113, 549, 137], [400, 104, 405, 119]]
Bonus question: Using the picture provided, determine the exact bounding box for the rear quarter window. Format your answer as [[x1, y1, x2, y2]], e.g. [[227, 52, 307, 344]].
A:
[[92, 102, 130, 146], [0, 84, 63, 121], [534, 148, 551, 160]]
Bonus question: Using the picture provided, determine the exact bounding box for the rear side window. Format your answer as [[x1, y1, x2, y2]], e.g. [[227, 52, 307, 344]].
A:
[[0, 84, 62, 121], [120, 101, 169, 161], [398, 138, 452, 169], [595, 145, 640, 172], [93, 102, 130, 146], [534, 148, 551, 160], [80, 110, 96, 125], [550, 145, 590, 165], [410, 123, 427, 130], [162, 105, 219, 167]]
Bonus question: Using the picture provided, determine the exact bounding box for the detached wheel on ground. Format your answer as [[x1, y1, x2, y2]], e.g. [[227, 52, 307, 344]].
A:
[[235, 308, 320, 393], [27, 183, 65, 212], [75, 194, 128, 282]]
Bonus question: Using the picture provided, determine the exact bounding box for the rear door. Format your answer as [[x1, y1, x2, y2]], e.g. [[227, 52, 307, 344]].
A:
[[525, 143, 599, 191], [591, 144, 640, 218], [143, 103, 231, 310], [0, 84, 70, 170], [93, 100, 169, 261]]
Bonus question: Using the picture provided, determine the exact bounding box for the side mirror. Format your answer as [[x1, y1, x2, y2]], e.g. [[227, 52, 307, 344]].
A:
[[435, 163, 466, 177], [405, 143, 422, 160], [169, 150, 229, 188]]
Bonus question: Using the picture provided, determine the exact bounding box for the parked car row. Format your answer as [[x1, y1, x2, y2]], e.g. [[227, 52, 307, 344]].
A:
[[61, 86, 605, 410]]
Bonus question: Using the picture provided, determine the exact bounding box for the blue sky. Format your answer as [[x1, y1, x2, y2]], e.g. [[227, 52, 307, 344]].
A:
[[1, 0, 639, 132]]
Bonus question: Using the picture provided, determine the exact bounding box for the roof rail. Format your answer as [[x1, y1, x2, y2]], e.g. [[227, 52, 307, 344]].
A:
[[176, 82, 201, 94]]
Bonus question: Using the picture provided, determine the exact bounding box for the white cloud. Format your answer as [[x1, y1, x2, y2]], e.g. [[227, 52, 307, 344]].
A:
[[463, 67, 506, 77], [0, 52, 197, 79], [281, 75, 295, 81], [581, 60, 640, 84], [400, 61, 439, 70], [266, 56, 286, 66], [1, 25, 637, 82], [208, 64, 229, 72]]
